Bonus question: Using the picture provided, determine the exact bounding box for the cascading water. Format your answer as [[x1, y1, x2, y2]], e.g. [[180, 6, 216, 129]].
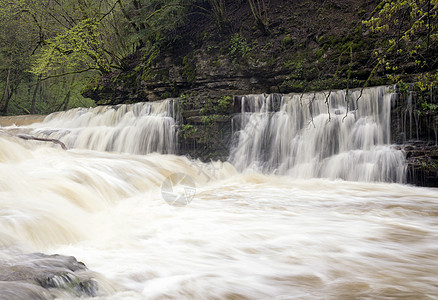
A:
[[0, 90, 437, 299], [230, 86, 406, 182], [29, 100, 178, 155]]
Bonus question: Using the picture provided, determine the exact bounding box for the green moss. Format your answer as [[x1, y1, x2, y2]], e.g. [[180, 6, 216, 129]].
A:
[[281, 34, 293, 48], [368, 77, 389, 86], [161, 92, 171, 99], [315, 47, 325, 59], [179, 124, 198, 139], [80, 81, 98, 96], [229, 33, 251, 65], [211, 58, 221, 68], [217, 95, 233, 114], [280, 79, 306, 93], [182, 55, 197, 84]]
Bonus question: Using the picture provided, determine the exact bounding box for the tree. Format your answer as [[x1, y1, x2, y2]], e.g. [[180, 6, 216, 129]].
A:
[[31, 18, 113, 78], [248, 0, 269, 34], [0, 0, 37, 114], [0, 0, 132, 114], [207, 0, 229, 32], [363, 0, 438, 90]]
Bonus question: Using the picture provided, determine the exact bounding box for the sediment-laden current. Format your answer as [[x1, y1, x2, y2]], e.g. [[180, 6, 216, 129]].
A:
[[0, 87, 437, 299]]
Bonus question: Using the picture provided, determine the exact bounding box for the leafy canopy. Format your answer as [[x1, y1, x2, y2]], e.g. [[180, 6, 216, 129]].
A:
[[31, 19, 111, 76], [363, 0, 438, 90]]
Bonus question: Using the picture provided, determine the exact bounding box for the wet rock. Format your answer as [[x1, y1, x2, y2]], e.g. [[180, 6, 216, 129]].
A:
[[0, 282, 50, 300], [391, 92, 438, 187], [0, 252, 98, 299], [402, 143, 438, 187], [182, 109, 203, 118]]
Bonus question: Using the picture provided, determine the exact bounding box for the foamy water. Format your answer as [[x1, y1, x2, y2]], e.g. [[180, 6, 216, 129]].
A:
[[1, 87, 437, 298], [0, 136, 437, 299], [27, 100, 178, 155], [230, 87, 406, 182]]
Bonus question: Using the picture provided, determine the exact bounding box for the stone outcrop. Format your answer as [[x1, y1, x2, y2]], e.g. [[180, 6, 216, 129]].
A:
[[0, 252, 98, 299], [78, 0, 438, 187], [83, 0, 391, 106], [177, 89, 438, 187], [391, 92, 438, 187], [399, 143, 438, 187]]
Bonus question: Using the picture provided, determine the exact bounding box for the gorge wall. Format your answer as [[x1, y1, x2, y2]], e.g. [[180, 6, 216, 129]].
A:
[[391, 92, 438, 187], [176, 87, 438, 187], [77, 1, 438, 186], [83, 0, 389, 105]]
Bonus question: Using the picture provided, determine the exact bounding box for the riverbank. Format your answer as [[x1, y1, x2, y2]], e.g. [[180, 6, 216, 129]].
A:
[[0, 115, 45, 127]]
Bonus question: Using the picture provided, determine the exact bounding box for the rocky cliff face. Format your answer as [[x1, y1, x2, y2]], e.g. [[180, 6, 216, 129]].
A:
[[400, 143, 438, 187], [175, 88, 438, 187], [81, 0, 438, 187], [391, 92, 438, 187], [83, 0, 389, 105]]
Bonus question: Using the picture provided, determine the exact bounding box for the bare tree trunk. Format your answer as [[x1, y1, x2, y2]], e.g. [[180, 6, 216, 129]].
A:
[[0, 55, 13, 114], [31, 75, 41, 114], [2, 86, 14, 115], [208, 0, 227, 31], [248, 0, 269, 34], [427, 0, 431, 52], [56, 90, 71, 111], [63, 90, 71, 111]]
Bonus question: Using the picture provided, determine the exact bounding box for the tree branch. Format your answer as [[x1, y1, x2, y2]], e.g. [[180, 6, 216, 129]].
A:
[[40, 68, 98, 81], [16, 134, 67, 150]]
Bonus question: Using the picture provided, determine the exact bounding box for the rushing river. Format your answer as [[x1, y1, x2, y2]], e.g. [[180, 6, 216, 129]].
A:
[[0, 86, 437, 299]]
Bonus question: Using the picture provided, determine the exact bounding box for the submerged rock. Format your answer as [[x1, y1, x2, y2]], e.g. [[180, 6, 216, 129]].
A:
[[0, 282, 50, 300], [0, 252, 98, 299], [402, 143, 438, 187]]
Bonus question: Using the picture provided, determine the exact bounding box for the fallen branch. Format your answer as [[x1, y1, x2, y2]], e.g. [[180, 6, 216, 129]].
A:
[[17, 134, 67, 150]]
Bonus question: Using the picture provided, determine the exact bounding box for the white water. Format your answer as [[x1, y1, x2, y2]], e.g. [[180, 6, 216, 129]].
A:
[[0, 89, 437, 299], [230, 86, 406, 182], [0, 136, 437, 299], [28, 100, 177, 154]]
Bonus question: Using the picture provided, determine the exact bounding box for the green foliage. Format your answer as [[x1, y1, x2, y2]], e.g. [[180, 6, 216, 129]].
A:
[[201, 114, 219, 124], [182, 55, 197, 83], [229, 33, 251, 65], [421, 101, 438, 112], [280, 79, 305, 93], [416, 71, 438, 91], [132, 0, 196, 46], [198, 95, 233, 115], [32, 19, 110, 76], [139, 42, 161, 82], [281, 34, 293, 48], [200, 98, 214, 114], [397, 80, 411, 95], [0, 0, 37, 113], [179, 124, 198, 139], [0, 0, 135, 114], [217, 95, 233, 114], [363, 0, 438, 89]]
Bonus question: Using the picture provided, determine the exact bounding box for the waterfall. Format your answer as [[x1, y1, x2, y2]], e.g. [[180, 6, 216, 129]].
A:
[[2, 88, 407, 183], [1, 88, 437, 299], [30, 100, 177, 155], [230, 86, 406, 183]]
